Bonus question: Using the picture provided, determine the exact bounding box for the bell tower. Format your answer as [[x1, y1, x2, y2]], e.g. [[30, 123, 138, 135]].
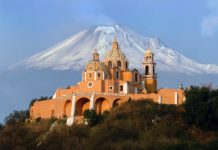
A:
[[142, 46, 157, 93]]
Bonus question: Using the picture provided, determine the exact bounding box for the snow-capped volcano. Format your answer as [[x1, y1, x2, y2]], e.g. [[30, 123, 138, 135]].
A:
[[12, 24, 218, 74]]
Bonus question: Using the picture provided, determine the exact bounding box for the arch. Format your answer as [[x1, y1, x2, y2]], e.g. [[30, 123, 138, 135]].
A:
[[113, 99, 122, 107], [108, 61, 112, 68], [64, 100, 72, 117], [117, 61, 121, 68], [145, 66, 149, 75], [75, 98, 90, 116], [95, 97, 110, 114]]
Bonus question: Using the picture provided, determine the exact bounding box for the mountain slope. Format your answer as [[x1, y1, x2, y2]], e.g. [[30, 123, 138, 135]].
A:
[[12, 24, 218, 74]]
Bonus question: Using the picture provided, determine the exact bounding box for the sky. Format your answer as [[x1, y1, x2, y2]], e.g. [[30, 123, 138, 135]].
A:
[[0, 0, 218, 70]]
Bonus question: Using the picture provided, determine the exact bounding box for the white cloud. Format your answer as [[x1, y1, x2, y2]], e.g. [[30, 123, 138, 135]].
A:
[[202, 16, 218, 37], [201, 0, 218, 37]]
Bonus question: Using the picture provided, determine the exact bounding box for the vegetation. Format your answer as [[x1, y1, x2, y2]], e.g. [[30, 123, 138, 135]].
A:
[[4, 110, 29, 126], [83, 109, 103, 126], [1, 86, 218, 149], [183, 86, 218, 130], [29, 96, 52, 107]]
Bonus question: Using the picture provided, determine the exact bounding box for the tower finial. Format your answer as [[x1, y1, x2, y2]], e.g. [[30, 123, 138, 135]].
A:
[[112, 33, 118, 49], [114, 33, 117, 43], [92, 48, 99, 61]]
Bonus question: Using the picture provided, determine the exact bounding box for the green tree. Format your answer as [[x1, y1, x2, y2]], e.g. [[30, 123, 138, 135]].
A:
[[4, 110, 29, 125], [183, 86, 218, 130], [83, 109, 101, 126]]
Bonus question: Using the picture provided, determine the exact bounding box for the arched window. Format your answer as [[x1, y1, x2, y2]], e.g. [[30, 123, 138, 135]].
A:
[[126, 62, 128, 69], [153, 66, 155, 74], [97, 72, 101, 78], [135, 73, 138, 82], [117, 61, 121, 68], [108, 61, 112, 68], [145, 66, 149, 75], [89, 73, 92, 78], [116, 71, 119, 79]]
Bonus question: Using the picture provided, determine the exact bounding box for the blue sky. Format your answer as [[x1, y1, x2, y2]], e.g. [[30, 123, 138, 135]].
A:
[[0, 0, 218, 69]]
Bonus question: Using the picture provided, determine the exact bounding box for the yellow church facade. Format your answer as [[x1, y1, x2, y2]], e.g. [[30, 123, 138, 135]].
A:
[[30, 36, 185, 125]]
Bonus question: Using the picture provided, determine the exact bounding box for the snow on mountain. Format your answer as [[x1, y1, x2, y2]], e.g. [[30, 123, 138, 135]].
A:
[[11, 24, 218, 74]]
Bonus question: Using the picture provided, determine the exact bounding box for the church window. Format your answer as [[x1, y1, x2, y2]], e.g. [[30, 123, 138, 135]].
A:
[[87, 82, 93, 88], [153, 66, 155, 74], [135, 73, 138, 82], [120, 85, 123, 91], [126, 62, 128, 69], [97, 72, 101, 78], [117, 61, 121, 68], [108, 61, 112, 68], [109, 86, 113, 90], [89, 73, 92, 78], [116, 71, 119, 79], [145, 66, 149, 75]]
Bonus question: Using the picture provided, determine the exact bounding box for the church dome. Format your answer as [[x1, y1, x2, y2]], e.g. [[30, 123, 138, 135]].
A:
[[85, 60, 109, 72], [104, 35, 127, 61], [85, 49, 109, 72], [104, 48, 127, 61]]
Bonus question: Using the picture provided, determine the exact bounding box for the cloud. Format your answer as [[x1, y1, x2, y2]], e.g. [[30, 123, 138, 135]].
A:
[[201, 0, 218, 37]]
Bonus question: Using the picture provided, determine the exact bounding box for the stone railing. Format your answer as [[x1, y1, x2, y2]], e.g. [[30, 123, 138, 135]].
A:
[[74, 92, 126, 97], [56, 92, 126, 100]]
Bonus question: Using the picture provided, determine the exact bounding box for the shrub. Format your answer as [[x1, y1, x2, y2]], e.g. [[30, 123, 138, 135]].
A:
[[4, 110, 29, 126], [183, 86, 218, 130], [83, 109, 102, 126]]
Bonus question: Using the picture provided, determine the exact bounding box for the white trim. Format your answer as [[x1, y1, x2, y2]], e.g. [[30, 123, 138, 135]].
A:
[[174, 92, 178, 105], [102, 72, 105, 80], [84, 73, 86, 81], [66, 94, 76, 126], [94, 72, 97, 80], [158, 95, 162, 104], [90, 92, 95, 109], [52, 93, 56, 99], [123, 82, 128, 94]]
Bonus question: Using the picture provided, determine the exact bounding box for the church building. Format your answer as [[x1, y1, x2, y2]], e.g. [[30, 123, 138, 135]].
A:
[[30, 36, 185, 125]]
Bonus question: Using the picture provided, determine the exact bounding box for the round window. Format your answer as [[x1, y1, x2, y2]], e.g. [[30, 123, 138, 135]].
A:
[[87, 82, 93, 88]]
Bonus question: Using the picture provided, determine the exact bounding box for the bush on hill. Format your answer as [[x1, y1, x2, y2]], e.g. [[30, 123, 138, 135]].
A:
[[183, 86, 218, 130], [4, 110, 29, 126]]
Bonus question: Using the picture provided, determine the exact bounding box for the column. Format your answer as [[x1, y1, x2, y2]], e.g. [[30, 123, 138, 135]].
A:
[[94, 72, 97, 80], [124, 82, 128, 94], [66, 94, 76, 126], [89, 92, 95, 109], [174, 92, 178, 105], [102, 72, 105, 80], [158, 95, 162, 104]]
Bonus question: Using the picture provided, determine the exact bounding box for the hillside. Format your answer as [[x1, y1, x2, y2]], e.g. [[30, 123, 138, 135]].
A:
[[1, 86, 218, 150]]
